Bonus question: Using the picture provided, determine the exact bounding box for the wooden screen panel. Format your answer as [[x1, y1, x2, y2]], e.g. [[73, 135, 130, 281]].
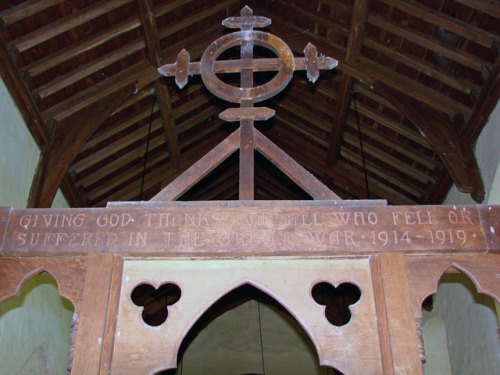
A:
[[0, 257, 87, 309], [405, 254, 500, 321], [111, 258, 382, 374]]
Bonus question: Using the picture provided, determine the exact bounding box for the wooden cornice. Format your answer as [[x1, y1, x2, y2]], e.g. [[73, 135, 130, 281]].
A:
[[28, 84, 136, 208], [374, 82, 485, 203]]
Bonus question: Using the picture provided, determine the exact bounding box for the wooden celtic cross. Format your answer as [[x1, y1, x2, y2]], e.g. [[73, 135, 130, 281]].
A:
[[156, 6, 339, 201]]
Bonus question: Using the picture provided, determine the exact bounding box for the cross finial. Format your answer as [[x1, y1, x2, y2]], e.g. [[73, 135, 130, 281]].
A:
[[154, 7, 340, 201]]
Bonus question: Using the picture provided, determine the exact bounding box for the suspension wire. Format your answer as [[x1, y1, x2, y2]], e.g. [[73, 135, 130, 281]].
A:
[[257, 301, 266, 375], [140, 94, 156, 200], [352, 90, 370, 199]]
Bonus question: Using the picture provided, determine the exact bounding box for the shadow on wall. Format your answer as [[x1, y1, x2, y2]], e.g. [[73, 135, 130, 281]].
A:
[[0, 273, 74, 375], [422, 270, 500, 375]]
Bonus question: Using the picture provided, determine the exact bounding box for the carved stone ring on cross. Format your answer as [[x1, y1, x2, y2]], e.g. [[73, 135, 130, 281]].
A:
[[200, 30, 295, 103]]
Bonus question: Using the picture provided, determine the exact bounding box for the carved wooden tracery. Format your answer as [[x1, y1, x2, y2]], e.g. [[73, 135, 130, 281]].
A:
[[0, 7, 499, 375]]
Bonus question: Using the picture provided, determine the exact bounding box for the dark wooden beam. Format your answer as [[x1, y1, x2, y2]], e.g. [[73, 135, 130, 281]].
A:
[[265, 10, 466, 119], [154, 81, 181, 167], [453, 0, 500, 19], [0, 0, 64, 25], [42, 61, 159, 122], [378, 0, 499, 48], [8, 0, 133, 53], [33, 40, 146, 99], [367, 14, 486, 72], [327, 75, 354, 164], [28, 85, 136, 208], [151, 129, 240, 201], [24, 17, 141, 78], [374, 82, 485, 202], [254, 129, 340, 200], [157, 0, 236, 41], [138, 0, 162, 67], [327, 0, 371, 165]]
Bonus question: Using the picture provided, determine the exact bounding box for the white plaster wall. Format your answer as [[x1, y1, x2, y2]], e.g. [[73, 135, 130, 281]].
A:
[[0, 77, 68, 208], [0, 275, 73, 375], [422, 317, 452, 375], [0, 77, 72, 374]]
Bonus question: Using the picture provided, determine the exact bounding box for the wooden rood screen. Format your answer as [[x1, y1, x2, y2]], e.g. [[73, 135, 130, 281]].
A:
[[0, 7, 499, 375]]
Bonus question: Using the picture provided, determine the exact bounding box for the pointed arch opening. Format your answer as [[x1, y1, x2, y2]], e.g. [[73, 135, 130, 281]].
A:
[[421, 267, 499, 375], [0, 272, 75, 375], [154, 283, 343, 375]]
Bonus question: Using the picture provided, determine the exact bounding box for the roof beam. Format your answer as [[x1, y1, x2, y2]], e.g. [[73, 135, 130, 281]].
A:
[[453, 0, 500, 19], [84, 102, 159, 151], [327, 0, 371, 164], [266, 127, 414, 204], [34, 39, 145, 99], [42, 61, 159, 122], [85, 148, 167, 202], [156, 0, 195, 18], [357, 60, 470, 119], [73, 118, 163, 174], [278, 105, 433, 185], [28, 84, 136, 208], [378, 0, 499, 48], [367, 14, 486, 72], [255, 129, 340, 200], [78, 135, 165, 189], [9, 0, 133, 53], [151, 129, 241, 201], [0, 0, 64, 26], [24, 17, 141, 78], [138, 0, 162, 67], [94, 131, 228, 205], [158, 0, 235, 41], [363, 38, 479, 94], [266, 12, 467, 120], [374, 82, 485, 202], [327, 75, 354, 164], [155, 81, 181, 167]]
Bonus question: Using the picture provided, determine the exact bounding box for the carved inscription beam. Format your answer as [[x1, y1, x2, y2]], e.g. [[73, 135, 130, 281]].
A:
[[1, 202, 498, 256]]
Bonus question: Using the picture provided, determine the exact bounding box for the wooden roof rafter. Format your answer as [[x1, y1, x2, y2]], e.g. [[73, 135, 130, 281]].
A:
[[0, 1, 497, 206]]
